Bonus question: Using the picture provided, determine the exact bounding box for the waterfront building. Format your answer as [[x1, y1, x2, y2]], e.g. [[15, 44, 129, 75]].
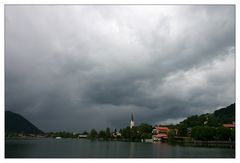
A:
[[152, 126, 169, 141], [112, 130, 122, 138], [78, 134, 88, 139]]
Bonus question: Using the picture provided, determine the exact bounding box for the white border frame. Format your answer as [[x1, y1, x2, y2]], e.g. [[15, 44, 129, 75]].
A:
[[1, 0, 239, 162]]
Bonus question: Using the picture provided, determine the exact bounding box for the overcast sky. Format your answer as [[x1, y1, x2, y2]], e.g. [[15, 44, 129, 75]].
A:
[[5, 5, 235, 132]]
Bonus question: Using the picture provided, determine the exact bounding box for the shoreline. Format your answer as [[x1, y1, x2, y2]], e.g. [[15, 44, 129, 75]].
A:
[[5, 137, 235, 149]]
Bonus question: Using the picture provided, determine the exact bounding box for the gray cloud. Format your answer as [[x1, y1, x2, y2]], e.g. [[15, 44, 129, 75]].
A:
[[5, 5, 235, 132]]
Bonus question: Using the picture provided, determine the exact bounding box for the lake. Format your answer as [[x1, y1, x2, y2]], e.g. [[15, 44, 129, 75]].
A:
[[5, 138, 235, 158]]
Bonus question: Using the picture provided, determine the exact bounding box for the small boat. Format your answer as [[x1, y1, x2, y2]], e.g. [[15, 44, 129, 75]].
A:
[[55, 137, 62, 139]]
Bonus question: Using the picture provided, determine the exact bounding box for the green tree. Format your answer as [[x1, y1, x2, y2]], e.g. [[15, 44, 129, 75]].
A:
[[138, 123, 152, 134], [177, 126, 187, 136], [89, 129, 98, 140], [191, 126, 216, 141], [206, 115, 219, 127], [98, 130, 106, 140], [105, 127, 111, 140], [167, 129, 176, 142], [130, 126, 141, 141], [120, 127, 131, 140], [230, 128, 235, 141], [138, 123, 152, 139], [140, 133, 152, 139], [216, 127, 231, 141]]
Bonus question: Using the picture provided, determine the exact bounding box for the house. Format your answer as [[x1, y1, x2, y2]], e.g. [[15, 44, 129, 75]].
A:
[[78, 134, 88, 138], [152, 126, 169, 141], [187, 127, 192, 136], [112, 131, 122, 138], [223, 123, 235, 129]]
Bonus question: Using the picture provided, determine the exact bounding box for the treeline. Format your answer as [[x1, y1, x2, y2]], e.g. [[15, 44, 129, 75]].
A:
[[174, 103, 235, 141], [47, 124, 235, 142], [167, 126, 235, 142], [47, 131, 80, 138], [191, 126, 235, 141], [119, 123, 152, 141], [47, 123, 153, 141], [88, 128, 111, 140], [48, 128, 113, 140], [47, 104, 235, 142]]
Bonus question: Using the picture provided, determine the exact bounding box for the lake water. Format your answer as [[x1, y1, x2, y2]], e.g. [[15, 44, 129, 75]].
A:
[[5, 138, 235, 158]]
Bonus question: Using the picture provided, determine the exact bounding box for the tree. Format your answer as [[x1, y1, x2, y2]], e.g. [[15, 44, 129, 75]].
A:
[[138, 123, 152, 139], [105, 127, 111, 140], [98, 130, 106, 140], [120, 127, 131, 140], [177, 126, 187, 136], [191, 126, 216, 141], [89, 129, 98, 140], [230, 128, 235, 141], [130, 126, 141, 141], [140, 133, 152, 139], [138, 123, 152, 134], [216, 127, 231, 141], [167, 129, 176, 142], [206, 115, 219, 127]]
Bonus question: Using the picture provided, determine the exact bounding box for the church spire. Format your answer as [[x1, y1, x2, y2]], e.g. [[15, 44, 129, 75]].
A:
[[130, 113, 135, 129]]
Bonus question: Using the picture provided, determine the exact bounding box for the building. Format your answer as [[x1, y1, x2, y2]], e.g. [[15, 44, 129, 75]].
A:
[[130, 113, 135, 129], [223, 123, 235, 129], [112, 129, 122, 138], [152, 126, 169, 141], [78, 134, 88, 139]]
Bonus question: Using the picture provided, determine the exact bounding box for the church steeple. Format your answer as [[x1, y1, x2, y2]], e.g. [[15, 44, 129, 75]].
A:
[[130, 113, 135, 129]]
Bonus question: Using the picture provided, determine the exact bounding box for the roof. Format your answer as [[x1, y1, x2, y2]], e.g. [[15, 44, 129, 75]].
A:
[[153, 133, 168, 139], [155, 127, 169, 131], [223, 124, 235, 128]]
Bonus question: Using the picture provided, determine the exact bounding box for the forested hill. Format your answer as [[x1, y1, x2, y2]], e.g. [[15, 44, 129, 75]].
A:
[[213, 103, 235, 123], [5, 111, 44, 134], [177, 103, 235, 128]]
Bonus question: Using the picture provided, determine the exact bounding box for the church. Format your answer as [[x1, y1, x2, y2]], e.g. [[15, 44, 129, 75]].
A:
[[129, 113, 135, 129]]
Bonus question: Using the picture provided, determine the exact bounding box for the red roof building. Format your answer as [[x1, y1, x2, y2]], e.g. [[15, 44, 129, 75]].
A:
[[223, 124, 235, 128], [152, 126, 169, 140]]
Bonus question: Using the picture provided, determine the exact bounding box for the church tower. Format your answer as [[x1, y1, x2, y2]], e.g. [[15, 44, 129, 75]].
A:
[[130, 113, 135, 129]]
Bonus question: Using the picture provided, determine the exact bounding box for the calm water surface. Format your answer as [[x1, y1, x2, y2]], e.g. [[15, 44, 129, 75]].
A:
[[5, 138, 235, 158]]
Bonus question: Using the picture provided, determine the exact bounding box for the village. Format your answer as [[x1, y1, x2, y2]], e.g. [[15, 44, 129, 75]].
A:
[[7, 111, 235, 149]]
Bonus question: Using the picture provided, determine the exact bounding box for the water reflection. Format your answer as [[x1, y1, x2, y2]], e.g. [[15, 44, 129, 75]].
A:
[[129, 142, 135, 157], [5, 138, 235, 158]]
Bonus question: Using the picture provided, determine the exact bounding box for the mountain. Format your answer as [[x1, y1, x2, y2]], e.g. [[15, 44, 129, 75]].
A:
[[213, 103, 235, 124], [177, 103, 235, 128], [5, 111, 44, 134]]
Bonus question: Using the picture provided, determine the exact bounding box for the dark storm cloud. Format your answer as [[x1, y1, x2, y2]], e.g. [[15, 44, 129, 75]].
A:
[[5, 5, 235, 132]]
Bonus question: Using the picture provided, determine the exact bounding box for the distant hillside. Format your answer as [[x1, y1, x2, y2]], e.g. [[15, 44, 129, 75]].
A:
[[213, 103, 235, 124], [177, 103, 235, 128], [5, 111, 44, 134]]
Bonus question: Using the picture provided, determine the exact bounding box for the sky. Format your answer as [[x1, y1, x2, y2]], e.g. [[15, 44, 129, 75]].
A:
[[5, 5, 235, 132]]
